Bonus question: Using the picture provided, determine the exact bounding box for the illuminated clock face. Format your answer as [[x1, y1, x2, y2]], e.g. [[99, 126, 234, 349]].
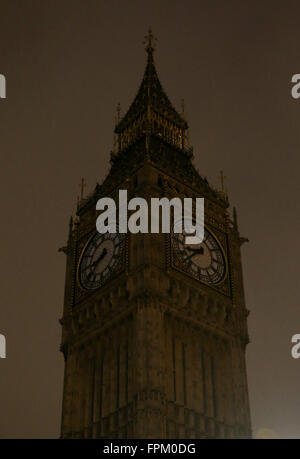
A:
[[172, 226, 226, 284], [78, 231, 125, 290]]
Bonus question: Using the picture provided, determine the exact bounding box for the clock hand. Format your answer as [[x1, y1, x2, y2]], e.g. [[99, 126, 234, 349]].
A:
[[87, 248, 108, 281], [185, 251, 203, 262], [186, 246, 204, 255], [183, 246, 204, 262], [91, 247, 108, 268]]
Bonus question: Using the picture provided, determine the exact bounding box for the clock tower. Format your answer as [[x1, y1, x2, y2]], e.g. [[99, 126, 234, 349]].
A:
[[59, 30, 252, 439]]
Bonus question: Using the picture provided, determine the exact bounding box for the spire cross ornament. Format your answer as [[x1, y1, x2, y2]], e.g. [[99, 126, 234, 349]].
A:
[[143, 28, 157, 53], [219, 170, 227, 193], [79, 177, 86, 200]]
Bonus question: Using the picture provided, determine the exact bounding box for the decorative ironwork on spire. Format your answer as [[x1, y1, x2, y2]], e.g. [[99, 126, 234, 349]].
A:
[[114, 29, 189, 154], [143, 27, 157, 55]]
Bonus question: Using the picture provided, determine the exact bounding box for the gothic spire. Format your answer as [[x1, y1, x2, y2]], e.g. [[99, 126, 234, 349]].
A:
[[114, 29, 188, 152]]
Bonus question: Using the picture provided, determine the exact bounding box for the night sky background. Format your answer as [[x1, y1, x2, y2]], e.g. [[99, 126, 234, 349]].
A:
[[0, 0, 299, 438]]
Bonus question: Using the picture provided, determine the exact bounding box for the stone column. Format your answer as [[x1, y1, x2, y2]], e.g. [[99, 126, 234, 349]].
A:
[[133, 296, 166, 438]]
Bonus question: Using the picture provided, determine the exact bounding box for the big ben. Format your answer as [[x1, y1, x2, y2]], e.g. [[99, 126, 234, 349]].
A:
[[59, 30, 252, 439]]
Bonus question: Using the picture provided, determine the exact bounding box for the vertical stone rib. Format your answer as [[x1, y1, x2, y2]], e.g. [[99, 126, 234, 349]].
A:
[[92, 344, 102, 437]]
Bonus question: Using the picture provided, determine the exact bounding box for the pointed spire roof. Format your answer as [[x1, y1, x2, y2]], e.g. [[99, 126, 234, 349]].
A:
[[115, 29, 188, 134]]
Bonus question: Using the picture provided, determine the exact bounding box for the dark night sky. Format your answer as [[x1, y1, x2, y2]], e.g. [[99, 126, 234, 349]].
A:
[[0, 0, 299, 438]]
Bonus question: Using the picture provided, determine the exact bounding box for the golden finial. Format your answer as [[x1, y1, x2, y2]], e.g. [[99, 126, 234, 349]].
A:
[[65, 215, 73, 242], [233, 206, 238, 230], [78, 177, 86, 200], [116, 102, 121, 123], [180, 99, 190, 147], [113, 103, 121, 153], [218, 170, 227, 194], [181, 99, 185, 117], [143, 27, 157, 54]]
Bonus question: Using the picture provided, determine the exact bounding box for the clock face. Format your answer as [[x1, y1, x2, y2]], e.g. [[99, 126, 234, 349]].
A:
[[172, 226, 226, 284], [78, 231, 125, 290]]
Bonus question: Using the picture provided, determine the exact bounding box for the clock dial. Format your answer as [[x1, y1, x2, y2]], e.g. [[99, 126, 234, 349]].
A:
[[78, 231, 125, 290], [172, 226, 226, 284]]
